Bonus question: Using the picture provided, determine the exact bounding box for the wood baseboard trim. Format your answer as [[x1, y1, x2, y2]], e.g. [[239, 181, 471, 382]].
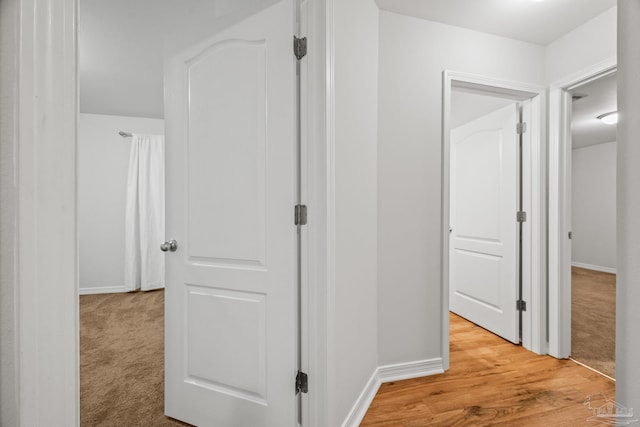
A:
[[79, 286, 128, 295], [341, 358, 444, 426], [572, 262, 616, 274]]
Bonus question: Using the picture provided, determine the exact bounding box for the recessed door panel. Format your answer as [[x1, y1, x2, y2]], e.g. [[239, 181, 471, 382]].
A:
[[187, 41, 267, 268], [451, 249, 501, 310], [186, 285, 266, 404], [454, 130, 502, 243]]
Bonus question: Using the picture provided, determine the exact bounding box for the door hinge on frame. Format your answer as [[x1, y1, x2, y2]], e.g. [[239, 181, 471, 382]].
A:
[[294, 36, 307, 60], [517, 122, 527, 134], [295, 204, 307, 226], [295, 370, 308, 394], [516, 300, 527, 312], [517, 211, 527, 223]]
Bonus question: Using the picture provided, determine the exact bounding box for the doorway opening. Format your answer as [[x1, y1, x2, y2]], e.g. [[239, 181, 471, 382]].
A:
[[449, 90, 523, 343], [547, 62, 617, 362], [78, 0, 171, 424], [566, 72, 617, 380], [442, 71, 545, 369], [78, 1, 306, 425]]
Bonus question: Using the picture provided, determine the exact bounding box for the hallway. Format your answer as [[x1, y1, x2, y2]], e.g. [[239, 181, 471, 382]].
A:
[[362, 313, 615, 426]]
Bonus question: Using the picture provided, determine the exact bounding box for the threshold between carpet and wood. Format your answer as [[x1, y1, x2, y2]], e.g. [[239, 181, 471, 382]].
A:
[[82, 288, 614, 426], [571, 266, 616, 379]]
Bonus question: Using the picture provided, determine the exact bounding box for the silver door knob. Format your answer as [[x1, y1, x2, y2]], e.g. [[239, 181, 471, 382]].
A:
[[160, 240, 178, 252]]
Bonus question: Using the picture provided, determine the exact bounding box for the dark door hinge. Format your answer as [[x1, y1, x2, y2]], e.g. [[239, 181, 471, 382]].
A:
[[517, 122, 527, 134], [294, 36, 307, 60], [516, 300, 527, 312], [295, 204, 307, 226], [295, 370, 308, 394], [517, 211, 527, 223]]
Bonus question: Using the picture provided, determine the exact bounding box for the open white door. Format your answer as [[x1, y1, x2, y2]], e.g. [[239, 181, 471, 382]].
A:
[[449, 103, 520, 344], [163, 1, 298, 425]]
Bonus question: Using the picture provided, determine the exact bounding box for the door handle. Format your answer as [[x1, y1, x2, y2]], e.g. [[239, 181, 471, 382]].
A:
[[160, 240, 178, 252]]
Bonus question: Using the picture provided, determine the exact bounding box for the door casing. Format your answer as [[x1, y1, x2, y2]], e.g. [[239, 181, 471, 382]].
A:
[[547, 58, 617, 359], [442, 70, 545, 369]]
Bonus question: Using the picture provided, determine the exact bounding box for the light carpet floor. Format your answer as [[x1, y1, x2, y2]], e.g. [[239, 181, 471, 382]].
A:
[[571, 266, 616, 378], [80, 290, 190, 426]]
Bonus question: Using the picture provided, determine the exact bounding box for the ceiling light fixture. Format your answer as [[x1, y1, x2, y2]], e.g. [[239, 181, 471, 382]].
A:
[[597, 112, 618, 125]]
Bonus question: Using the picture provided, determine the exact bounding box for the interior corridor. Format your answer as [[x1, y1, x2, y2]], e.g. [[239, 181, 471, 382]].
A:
[[361, 313, 614, 426]]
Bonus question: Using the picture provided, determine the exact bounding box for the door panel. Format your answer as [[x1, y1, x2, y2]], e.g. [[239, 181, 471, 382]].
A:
[[187, 40, 267, 267], [164, 1, 297, 425], [185, 286, 267, 404], [450, 103, 519, 344]]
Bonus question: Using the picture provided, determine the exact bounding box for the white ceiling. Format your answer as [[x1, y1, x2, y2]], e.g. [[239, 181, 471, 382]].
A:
[[80, 0, 617, 119], [376, 0, 616, 46], [571, 73, 617, 149]]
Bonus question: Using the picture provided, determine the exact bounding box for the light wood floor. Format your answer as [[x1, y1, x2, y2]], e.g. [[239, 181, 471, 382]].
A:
[[361, 313, 614, 426]]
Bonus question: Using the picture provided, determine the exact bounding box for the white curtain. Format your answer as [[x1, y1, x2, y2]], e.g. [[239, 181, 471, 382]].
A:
[[124, 133, 165, 291]]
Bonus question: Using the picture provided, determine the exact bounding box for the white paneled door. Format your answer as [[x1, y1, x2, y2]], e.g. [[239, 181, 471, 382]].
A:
[[163, 1, 298, 426], [450, 103, 520, 344]]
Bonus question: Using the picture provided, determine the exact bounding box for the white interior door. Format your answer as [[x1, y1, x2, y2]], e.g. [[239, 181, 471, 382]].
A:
[[449, 103, 520, 344], [163, 1, 298, 425]]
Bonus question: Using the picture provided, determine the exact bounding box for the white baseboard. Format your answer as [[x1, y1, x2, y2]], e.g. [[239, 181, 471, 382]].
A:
[[377, 358, 445, 383], [341, 358, 444, 427], [341, 368, 381, 427], [79, 285, 129, 295], [572, 262, 616, 274]]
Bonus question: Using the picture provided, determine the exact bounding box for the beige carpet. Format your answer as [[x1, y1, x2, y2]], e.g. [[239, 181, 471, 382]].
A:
[[80, 290, 190, 426], [571, 266, 616, 378]]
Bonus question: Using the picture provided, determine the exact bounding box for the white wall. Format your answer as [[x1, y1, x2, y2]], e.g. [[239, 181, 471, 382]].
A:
[[571, 141, 616, 272], [78, 113, 164, 293], [0, 0, 18, 424], [617, 0, 640, 415], [377, 11, 545, 366], [331, 0, 379, 424], [546, 7, 616, 84]]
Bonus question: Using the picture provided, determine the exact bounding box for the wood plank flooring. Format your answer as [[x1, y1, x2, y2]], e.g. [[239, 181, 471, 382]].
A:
[[361, 313, 614, 426]]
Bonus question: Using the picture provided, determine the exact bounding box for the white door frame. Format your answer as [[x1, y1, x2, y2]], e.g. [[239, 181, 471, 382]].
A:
[[12, 0, 79, 425], [442, 71, 545, 370], [11, 0, 331, 425], [547, 57, 617, 359]]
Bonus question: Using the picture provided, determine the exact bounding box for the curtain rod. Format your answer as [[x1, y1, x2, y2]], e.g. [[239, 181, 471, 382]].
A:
[[119, 131, 132, 138]]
